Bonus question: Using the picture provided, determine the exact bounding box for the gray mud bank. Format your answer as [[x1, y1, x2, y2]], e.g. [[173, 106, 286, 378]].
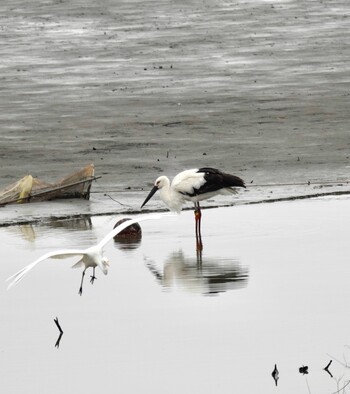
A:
[[0, 0, 349, 225]]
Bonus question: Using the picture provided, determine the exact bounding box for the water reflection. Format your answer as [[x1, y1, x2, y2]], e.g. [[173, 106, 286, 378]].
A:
[[113, 238, 141, 250], [46, 218, 92, 231], [112, 218, 142, 251], [12, 224, 36, 242], [6, 218, 92, 242], [145, 250, 248, 295]]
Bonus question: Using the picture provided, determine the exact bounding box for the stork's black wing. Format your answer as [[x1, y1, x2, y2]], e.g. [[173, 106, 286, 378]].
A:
[[194, 167, 245, 195]]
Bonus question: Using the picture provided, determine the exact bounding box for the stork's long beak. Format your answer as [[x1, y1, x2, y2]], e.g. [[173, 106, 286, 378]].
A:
[[141, 185, 158, 208]]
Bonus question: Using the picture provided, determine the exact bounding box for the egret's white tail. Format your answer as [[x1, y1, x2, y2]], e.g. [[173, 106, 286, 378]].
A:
[[71, 258, 84, 269]]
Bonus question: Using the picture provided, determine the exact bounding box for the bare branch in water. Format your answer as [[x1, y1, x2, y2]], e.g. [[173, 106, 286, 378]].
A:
[[327, 353, 350, 369], [54, 317, 64, 348], [105, 193, 131, 207], [324, 360, 333, 378], [54, 317, 63, 334], [332, 380, 350, 394], [55, 332, 63, 349]]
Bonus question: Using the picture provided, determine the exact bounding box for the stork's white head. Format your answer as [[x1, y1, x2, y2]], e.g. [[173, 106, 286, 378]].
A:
[[141, 176, 170, 209], [154, 176, 169, 189]]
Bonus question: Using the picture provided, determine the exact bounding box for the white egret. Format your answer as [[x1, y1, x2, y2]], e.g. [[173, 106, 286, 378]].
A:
[[7, 215, 161, 295]]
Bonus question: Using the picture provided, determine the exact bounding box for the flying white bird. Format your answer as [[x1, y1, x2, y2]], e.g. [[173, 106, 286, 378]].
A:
[[7, 214, 161, 295], [141, 168, 245, 250]]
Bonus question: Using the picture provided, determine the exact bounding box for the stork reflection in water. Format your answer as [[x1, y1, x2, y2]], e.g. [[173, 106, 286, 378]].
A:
[[144, 250, 248, 296]]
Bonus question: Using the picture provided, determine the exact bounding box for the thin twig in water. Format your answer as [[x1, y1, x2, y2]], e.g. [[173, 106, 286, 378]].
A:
[[55, 332, 63, 349], [54, 317, 63, 334], [305, 377, 312, 394], [344, 353, 349, 368], [327, 354, 350, 369], [105, 193, 132, 207], [54, 317, 64, 348], [325, 360, 333, 369], [332, 380, 350, 394], [324, 360, 333, 378]]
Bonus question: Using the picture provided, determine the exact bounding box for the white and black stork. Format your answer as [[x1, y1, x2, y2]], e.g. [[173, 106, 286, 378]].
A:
[[141, 167, 245, 250]]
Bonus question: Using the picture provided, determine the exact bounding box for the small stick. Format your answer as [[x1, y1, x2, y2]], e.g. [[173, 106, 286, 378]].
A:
[[54, 317, 64, 334], [105, 193, 131, 207], [327, 353, 350, 369], [332, 380, 350, 394], [324, 360, 333, 378], [272, 364, 279, 386], [55, 332, 63, 349]]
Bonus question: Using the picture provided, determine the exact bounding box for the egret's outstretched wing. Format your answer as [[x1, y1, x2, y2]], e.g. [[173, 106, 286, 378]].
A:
[[7, 249, 86, 289], [97, 214, 162, 249]]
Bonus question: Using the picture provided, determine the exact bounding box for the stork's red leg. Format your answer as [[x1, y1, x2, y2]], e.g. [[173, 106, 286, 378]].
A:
[[194, 202, 203, 251]]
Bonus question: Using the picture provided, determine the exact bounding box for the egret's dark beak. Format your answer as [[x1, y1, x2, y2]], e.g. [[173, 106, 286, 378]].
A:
[[141, 185, 158, 208]]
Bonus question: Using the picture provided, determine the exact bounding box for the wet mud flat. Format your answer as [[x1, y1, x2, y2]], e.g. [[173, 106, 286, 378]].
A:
[[0, 0, 349, 225]]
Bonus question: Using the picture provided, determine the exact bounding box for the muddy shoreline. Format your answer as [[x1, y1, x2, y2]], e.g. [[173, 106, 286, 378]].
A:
[[0, 0, 349, 225]]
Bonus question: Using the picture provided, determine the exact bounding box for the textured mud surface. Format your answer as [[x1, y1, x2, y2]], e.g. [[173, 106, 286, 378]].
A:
[[0, 0, 349, 223]]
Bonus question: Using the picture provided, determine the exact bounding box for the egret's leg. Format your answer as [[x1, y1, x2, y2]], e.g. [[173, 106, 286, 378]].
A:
[[194, 202, 203, 251], [78, 268, 86, 296], [90, 267, 97, 284]]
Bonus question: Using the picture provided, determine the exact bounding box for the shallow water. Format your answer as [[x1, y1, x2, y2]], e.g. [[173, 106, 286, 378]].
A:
[[1, 197, 350, 393]]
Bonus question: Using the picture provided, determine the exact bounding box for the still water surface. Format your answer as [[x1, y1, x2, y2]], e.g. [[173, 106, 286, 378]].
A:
[[1, 197, 350, 393]]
